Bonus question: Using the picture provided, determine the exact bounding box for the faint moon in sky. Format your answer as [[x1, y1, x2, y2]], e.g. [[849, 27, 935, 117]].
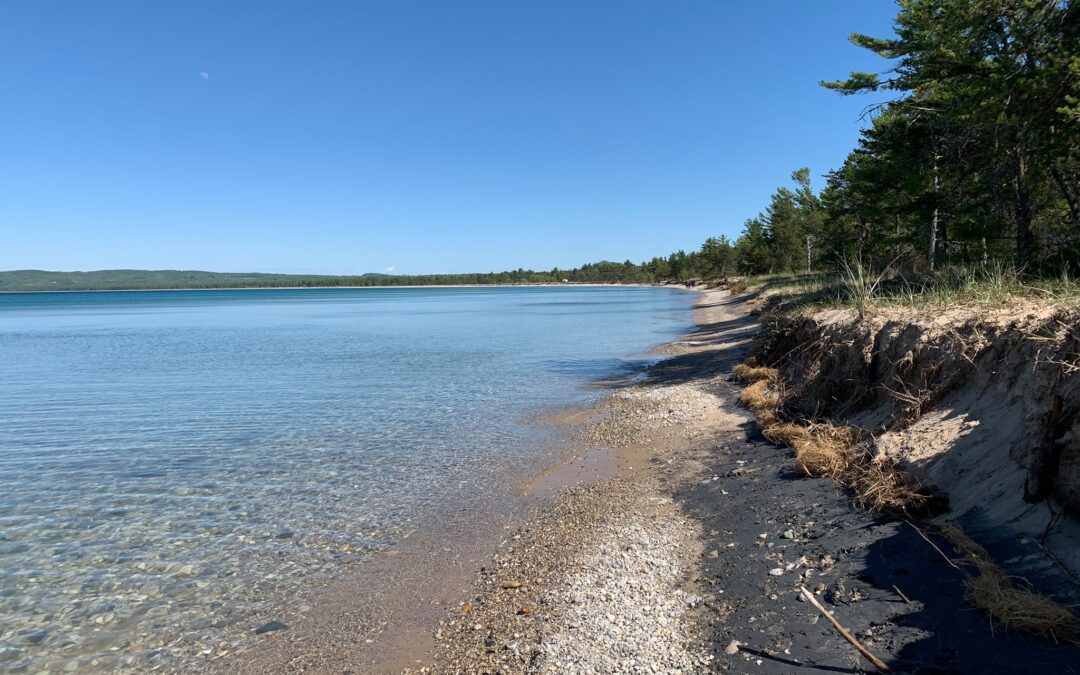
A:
[[199, 72, 210, 80]]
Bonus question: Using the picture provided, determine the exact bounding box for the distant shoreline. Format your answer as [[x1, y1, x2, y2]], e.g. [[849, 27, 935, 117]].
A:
[[0, 263, 679, 294], [0, 282, 688, 295]]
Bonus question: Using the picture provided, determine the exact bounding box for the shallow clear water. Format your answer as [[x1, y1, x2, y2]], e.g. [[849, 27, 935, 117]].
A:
[[0, 286, 693, 671]]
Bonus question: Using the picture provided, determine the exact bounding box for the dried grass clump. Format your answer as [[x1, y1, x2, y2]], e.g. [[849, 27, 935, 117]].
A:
[[761, 421, 858, 480], [739, 379, 780, 426], [792, 424, 857, 479], [938, 524, 1080, 644], [732, 363, 780, 383], [763, 419, 927, 513], [848, 455, 927, 515], [966, 573, 1080, 643], [736, 367, 927, 511], [762, 423, 811, 446], [795, 443, 850, 478], [937, 523, 988, 562]]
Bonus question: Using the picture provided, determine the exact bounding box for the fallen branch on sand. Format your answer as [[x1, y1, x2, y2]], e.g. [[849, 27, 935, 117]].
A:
[[798, 585, 890, 672], [891, 585, 911, 603]]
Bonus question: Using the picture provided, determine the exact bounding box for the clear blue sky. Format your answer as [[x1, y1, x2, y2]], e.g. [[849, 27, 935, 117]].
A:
[[2, 1, 896, 275]]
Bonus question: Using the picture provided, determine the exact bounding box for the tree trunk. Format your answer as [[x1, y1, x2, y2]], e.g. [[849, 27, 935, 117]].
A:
[[1014, 147, 1036, 267], [928, 149, 940, 270], [928, 207, 939, 269], [1051, 165, 1079, 222]]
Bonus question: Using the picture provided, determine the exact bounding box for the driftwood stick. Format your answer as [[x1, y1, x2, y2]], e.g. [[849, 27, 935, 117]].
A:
[[892, 585, 911, 603], [798, 586, 889, 672]]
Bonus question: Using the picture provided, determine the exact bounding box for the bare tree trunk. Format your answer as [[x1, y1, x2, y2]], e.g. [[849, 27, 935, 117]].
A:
[[805, 235, 813, 273], [1014, 147, 1036, 267], [1051, 165, 1079, 222], [928, 208, 939, 269], [928, 146, 941, 270], [928, 168, 939, 270]]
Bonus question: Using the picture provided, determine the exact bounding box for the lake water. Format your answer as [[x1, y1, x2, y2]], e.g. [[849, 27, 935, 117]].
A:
[[0, 286, 694, 672]]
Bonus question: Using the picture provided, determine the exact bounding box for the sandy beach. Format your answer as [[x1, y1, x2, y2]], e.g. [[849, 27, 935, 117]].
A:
[[402, 289, 1080, 674], [215, 288, 1080, 674]]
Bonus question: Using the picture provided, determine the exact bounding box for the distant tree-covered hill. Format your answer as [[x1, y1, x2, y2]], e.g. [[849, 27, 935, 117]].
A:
[[0, 263, 670, 292]]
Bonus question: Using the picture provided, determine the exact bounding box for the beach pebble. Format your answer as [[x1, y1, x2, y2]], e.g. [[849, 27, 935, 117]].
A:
[[768, 568, 784, 576], [725, 640, 741, 655], [782, 529, 795, 539], [254, 620, 287, 635]]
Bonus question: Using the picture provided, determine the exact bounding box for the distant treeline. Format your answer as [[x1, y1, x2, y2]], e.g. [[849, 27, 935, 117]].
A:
[[0, 263, 670, 292]]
